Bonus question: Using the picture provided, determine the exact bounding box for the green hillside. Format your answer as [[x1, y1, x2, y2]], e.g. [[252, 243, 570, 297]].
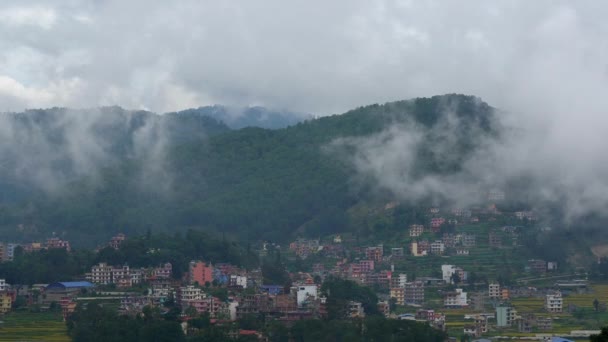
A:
[[0, 94, 497, 245]]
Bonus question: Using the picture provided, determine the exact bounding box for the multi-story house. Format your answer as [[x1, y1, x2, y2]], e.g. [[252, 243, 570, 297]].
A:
[[461, 233, 476, 247], [489, 231, 502, 247], [496, 305, 517, 327], [0, 279, 6, 292], [430, 241, 445, 255], [404, 281, 425, 304], [289, 239, 320, 259], [489, 283, 500, 299], [109, 233, 126, 249], [390, 273, 407, 288], [515, 211, 535, 220], [365, 246, 383, 262], [46, 237, 71, 252], [0, 243, 18, 262], [442, 233, 457, 248], [411, 240, 429, 257], [444, 288, 468, 308], [391, 247, 404, 259], [0, 292, 12, 314], [89, 262, 113, 284], [390, 287, 405, 305], [545, 291, 563, 313], [189, 261, 214, 286], [430, 218, 446, 232], [409, 224, 425, 237], [528, 259, 547, 274]]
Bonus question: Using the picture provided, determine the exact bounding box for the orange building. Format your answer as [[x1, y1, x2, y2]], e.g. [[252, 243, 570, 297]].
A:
[[189, 261, 214, 285]]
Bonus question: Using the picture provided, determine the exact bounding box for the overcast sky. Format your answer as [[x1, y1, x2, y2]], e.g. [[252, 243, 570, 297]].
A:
[[0, 0, 606, 114]]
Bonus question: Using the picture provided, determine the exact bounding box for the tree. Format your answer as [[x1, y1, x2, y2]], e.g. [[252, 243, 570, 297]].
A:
[[591, 327, 608, 342]]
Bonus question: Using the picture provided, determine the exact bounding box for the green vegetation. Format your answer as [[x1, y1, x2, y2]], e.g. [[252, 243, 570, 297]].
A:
[[0, 94, 497, 246], [0, 311, 69, 342]]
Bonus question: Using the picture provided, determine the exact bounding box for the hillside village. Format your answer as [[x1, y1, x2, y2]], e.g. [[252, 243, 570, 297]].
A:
[[0, 191, 606, 341]]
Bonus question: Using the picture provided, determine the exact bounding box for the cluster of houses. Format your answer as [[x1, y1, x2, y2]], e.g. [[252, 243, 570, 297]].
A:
[[0, 237, 72, 262]]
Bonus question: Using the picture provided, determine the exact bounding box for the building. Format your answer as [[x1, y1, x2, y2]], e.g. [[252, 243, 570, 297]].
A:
[[546, 291, 563, 313], [409, 224, 424, 237], [189, 261, 214, 286], [489, 231, 502, 247], [390, 287, 405, 305], [515, 211, 535, 220], [179, 285, 203, 303], [45, 282, 94, 305], [296, 285, 317, 306], [87, 262, 144, 286], [349, 301, 365, 318], [89, 262, 113, 284], [430, 218, 446, 232], [0, 279, 6, 292], [289, 239, 320, 259], [462, 234, 476, 247], [442, 265, 457, 283], [391, 247, 404, 259], [0, 292, 12, 314], [410, 241, 428, 257], [45, 237, 71, 252], [229, 275, 248, 289], [390, 273, 407, 289], [152, 263, 173, 279], [404, 281, 425, 304], [260, 285, 284, 295], [496, 305, 517, 327], [528, 259, 547, 274], [444, 288, 468, 308], [489, 283, 500, 299], [430, 241, 445, 255], [456, 249, 469, 256], [0, 242, 18, 262], [365, 245, 383, 262], [109, 233, 126, 249]]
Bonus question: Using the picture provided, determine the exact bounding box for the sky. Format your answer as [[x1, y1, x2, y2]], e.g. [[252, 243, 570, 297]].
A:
[[1, 0, 607, 115]]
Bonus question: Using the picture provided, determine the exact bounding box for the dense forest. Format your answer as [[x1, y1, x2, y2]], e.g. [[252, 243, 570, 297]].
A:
[[0, 95, 498, 246]]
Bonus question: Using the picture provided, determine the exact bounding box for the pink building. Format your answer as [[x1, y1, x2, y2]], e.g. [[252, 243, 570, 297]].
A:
[[189, 261, 214, 285], [46, 238, 71, 252], [109, 234, 126, 249]]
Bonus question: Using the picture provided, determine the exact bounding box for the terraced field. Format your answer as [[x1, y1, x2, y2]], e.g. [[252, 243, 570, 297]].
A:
[[0, 311, 69, 342]]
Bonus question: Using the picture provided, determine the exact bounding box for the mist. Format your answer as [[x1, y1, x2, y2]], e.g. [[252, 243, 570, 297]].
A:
[[0, 108, 176, 195]]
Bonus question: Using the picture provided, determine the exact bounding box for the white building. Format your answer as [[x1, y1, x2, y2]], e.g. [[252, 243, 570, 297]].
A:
[[230, 275, 248, 289], [89, 262, 113, 284], [0, 279, 6, 291], [430, 241, 445, 255], [409, 225, 424, 237], [442, 265, 457, 283], [180, 285, 203, 303], [546, 291, 563, 313], [444, 288, 468, 307], [296, 285, 318, 306], [392, 273, 407, 288]]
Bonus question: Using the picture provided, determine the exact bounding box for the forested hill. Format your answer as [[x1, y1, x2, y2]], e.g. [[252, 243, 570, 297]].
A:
[[0, 94, 497, 246], [167, 105, 311, 129]]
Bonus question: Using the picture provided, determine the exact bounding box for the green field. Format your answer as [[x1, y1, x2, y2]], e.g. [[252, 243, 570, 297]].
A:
[[0, 311, 69, 342]]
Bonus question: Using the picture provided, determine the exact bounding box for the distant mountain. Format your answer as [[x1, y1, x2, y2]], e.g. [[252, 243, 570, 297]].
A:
[[167, 105, 312, 129], [0, 95, 499, 245]]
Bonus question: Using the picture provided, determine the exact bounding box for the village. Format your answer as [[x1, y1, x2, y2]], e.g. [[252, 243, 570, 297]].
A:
[[0, 195, 606, 342]]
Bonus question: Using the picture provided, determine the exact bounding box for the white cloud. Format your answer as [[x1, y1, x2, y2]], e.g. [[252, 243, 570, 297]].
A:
[[0, 6, 57, 30]]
